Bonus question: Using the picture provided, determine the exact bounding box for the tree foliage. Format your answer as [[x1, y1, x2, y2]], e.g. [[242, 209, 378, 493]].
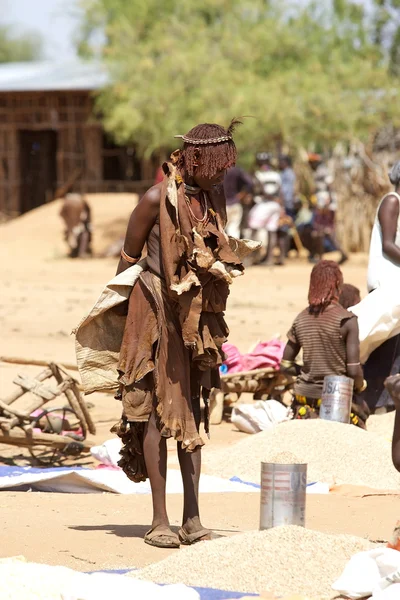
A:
[[0, 26, 42, 63], [79, 0, 400, 159]]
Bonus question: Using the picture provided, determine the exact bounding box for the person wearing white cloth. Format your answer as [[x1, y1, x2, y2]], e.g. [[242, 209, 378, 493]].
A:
[[362, 162, 400, 413], [248, 153, 283, 265]]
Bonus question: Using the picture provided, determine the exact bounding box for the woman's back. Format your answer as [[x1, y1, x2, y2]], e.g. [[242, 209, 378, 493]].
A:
[[289, 304, 353, 399]]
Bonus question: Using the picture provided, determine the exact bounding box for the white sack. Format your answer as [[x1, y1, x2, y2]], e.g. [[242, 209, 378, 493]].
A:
[[350, 283, 400, 363], [90, 438, 122, 468], [332, 548, 400, 599], [231, 400, 292, 434]]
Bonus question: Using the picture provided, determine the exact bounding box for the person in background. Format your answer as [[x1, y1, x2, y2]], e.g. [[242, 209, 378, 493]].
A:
[[339, 283, 361, 310], [60, 193, 92, 258], [281, 260, 368, 427], [279, 155, 296, 220], [254, 153, 282, 200], [363, 161, 400, 414], [383, 375, 400, 472], [248, 153, 283, 265], [312, 192, 348, 265], [223, 165, 253, 238]]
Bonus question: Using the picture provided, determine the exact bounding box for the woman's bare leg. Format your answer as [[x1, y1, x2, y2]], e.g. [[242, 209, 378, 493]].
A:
[[393, 410, 400, 472], [143, 411, 171, 532], [383, 375, 400, 472], [177, 444, 203, 531]]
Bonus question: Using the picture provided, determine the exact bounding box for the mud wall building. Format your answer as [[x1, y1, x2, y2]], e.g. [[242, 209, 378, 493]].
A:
[[0, 60, 153, 217]]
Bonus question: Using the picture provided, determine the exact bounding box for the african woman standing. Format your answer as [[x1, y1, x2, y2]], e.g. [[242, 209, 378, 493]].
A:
[[363, 162, 400, 413], [113, 121, 255, 548]]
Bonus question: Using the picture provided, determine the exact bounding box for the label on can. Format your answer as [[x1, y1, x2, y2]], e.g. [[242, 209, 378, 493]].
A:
[[260, 470, 307, 503], [320, 377, 353, 424]]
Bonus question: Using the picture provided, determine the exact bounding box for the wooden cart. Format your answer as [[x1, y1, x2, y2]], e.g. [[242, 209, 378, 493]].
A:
[[209, 367, 294, 424], [0, 362, 96, 465]]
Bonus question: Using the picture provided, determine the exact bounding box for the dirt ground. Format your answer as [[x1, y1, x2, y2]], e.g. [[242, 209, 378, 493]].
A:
[[0, 195, 397, 575]]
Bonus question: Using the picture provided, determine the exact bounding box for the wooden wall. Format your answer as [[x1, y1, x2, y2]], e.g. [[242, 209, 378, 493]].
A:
[[0, 90, 102, 216]]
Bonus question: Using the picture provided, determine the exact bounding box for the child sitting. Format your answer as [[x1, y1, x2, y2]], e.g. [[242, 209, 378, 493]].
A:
[[282, 261, 368, 427]]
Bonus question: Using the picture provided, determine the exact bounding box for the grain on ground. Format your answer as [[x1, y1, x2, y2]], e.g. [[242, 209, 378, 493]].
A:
[[203, 419, 400, 489], [267, 451, 301, 464], [368, 411, 395, 440], [134, 525, 373, 598]]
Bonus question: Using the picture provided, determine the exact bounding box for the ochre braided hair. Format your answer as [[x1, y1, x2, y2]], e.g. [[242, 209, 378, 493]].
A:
[[308, 260, 343, 315], [177, 119, 242, 178]]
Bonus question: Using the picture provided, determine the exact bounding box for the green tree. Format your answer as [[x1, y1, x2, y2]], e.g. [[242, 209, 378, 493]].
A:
[[371, 0, 400, 76], [79, 0, 399, 159], [0, 26, 42, 63]]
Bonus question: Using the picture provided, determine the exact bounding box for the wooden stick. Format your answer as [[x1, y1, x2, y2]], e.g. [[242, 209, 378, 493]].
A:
[[291, 226, 306, 255], [1, 368, 52, 406], [0, 357, 78, 371], [50, 364, 88, 438], [0, 428, 94, 451]]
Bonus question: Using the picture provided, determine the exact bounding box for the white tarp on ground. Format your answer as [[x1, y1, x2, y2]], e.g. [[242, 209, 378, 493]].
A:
[[0, 464, 329, 494], [0, 558, 199, 600], [0, 465, 260, 494]]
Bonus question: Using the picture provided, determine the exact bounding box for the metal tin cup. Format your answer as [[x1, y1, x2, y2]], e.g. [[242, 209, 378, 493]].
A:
[[260, 462, 307, 530], [320, 375, 354, 424]]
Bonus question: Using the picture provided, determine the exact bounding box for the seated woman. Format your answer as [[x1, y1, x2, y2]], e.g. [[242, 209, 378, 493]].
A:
[[282, 261, 369, 427]]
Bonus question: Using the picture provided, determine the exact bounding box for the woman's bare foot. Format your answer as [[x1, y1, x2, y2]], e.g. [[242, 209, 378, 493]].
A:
[[179, 517, 222, 544]]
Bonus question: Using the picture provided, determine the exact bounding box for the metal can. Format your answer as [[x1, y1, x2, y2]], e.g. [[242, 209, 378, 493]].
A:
[[320, 375, 354, 424], [260, 462, 307, 530]]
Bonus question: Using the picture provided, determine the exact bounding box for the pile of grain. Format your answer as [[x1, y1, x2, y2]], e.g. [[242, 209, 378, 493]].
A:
[[368, 411, 395, 440], [268, 451, 300, 464], [203, 419, 400, 489], [134, 526, 373, 598]]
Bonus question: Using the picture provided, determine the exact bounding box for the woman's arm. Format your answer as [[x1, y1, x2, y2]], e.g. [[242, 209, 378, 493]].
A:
[[378, 194, 400, 264], [281, 340, 301, 375], [342, 318, 364, 390], [116, 185, 161, 275]]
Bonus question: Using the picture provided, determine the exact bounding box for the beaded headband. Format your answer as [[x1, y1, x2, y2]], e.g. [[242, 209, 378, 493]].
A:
[[174, 134, 232, 145]]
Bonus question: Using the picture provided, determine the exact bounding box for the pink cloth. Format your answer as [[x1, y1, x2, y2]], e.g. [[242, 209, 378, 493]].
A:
[[222, 340, 285, 373]]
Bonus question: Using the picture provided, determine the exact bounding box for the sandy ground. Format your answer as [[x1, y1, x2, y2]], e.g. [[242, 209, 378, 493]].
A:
[[0, 195, 396, 576]]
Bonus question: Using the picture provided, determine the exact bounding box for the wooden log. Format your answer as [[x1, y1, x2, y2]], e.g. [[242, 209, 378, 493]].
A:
[[0, 357, 78, 371], [220, 367, 276, 381], [3, 379, 75, 430], [50, 364, 88, 438], [1, 369, 52, 406], [0, 428, 94, 451], [70, 381, 96, 436]]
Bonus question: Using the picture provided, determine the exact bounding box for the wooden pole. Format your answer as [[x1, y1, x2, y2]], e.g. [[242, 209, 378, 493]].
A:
[[1, 368, 52, 406], [0, 428, 94, 451], [0, 357, 78, 371]]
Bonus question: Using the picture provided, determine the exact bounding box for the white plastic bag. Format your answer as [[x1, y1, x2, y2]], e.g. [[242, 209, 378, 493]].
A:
[[90, 438, 122, 468], [332, 548, 400, 599], [231, 400, 292, 434]]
